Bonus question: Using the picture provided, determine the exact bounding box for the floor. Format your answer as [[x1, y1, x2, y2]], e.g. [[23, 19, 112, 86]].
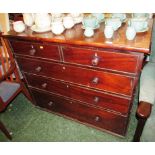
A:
[[0, 92, 138, 142]]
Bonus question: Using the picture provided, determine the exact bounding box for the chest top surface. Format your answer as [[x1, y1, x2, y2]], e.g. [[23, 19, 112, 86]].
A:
[[1, 19, 154, 54]]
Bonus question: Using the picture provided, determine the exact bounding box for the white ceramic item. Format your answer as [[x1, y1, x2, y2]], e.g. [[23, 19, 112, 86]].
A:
[[34, 13, 51, 29], [132, 13, 148, 18], [51, 21, 65, 35], [23, 13, 34, 27], [13, 21, 26, 33], [126, 26, 136, 40], [73, 15, 83, 24], [104, 25, 114, 39], [105, 18, 121, 31], [63, 16, 75, 29], [112, 13, 126, 22], [51, 13, 63, 18], [52, 16, 63, 23], [31, 25, 51, 33], [82, 15, 99, 29], [70, 13, 80, 18], [84, 28, 94, 37], [92, 13, 104, 23], [128, 18, 148, 32]]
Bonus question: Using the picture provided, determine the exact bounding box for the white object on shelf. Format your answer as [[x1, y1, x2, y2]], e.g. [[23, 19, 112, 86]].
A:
[[51, 21, 65, 35], [34, 13, 51, 29], [104, 25, 114, 39], [13, 21, 25, 33], [105, 18, 121, 31], [63, 16, 74, 29], [84, 28, 94, 37], [126, 26, 136, 40], [23, 13, 34, 27], [31, 25, 51, 33]]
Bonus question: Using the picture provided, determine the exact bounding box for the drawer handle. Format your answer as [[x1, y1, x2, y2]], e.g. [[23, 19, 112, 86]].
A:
[[92, 56, 100, 66], [94, 116, 100, 122], [29, 49, 36, 55], [35, 66, 42, 72], [94, 96, 100, 103], [91, 77, 99, 85], [41, 83, 47, 89], [48, 101, 53, 106], [40, 46, 44, 49]]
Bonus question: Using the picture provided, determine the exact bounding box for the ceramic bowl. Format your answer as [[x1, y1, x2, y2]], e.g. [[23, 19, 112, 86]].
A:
[[13, 21, 26, 33]]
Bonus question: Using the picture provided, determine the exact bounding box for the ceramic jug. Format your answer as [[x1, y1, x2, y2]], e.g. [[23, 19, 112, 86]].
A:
[[126, 26, 136, 40], [51, 21, 65, 35], [34, 13, 51, 29], [84, 27, 94, 37], [63, 16, 74, 29], [23, 13, 34, 27], [104, 25, 114, 39]]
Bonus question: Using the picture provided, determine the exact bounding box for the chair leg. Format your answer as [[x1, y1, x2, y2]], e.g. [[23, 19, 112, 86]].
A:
[[21, 84, 33, 102], [133, 118, 147, 142], [0, 120, 12, 140]]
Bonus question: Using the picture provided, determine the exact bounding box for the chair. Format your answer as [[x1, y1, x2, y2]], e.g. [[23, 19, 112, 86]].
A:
[[133, 21, 155, 142], [0, 37, 32, 140]]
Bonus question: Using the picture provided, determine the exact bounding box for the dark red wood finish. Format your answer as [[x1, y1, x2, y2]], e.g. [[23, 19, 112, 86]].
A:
[[16, 56, 134, 96], [2, 19, 153, 54], [62, 46, 141, 74], [133, 101, 152, 141], [1, 19, 152, 137], [9, 40, 61, 61], [30, 88, 128, 136], [25, 73, 131, 115]]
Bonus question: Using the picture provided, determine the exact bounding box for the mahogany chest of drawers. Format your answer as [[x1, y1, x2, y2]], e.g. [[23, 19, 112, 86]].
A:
[[2, 21, 152, 137]]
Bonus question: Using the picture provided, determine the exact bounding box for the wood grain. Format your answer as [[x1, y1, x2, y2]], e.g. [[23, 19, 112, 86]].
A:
[[62, 45, 143, 74], [1, 19, 153, 54], [16, 57, 134, 96], [1, 19, 152, 137], [25, 73, 131, 115], [9, 40, 61, 61], [31, 88, 128, 136]]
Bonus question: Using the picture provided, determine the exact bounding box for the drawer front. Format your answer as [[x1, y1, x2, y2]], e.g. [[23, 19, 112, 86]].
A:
[[25, 73, 131, 115], [30, 88, 128, 136], [62, 46, 140, 73], [9, 40, 60, 61], [17, 57, 134, 96]]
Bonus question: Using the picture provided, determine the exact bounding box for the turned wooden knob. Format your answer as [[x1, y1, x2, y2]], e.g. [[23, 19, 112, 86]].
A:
[[92, 77, 99, 85], [92, 56, 100, 66], [29, 48, 36, 55], [35, 66, 42, 72], [94, 116, 100, 122], [48, 101, 53, 106], [41, 83, 47, 88], [94, 96, 100, 103]]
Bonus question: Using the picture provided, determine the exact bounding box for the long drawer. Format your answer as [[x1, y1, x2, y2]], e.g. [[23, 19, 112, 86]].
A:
[[9, 40, 61, 61], [62, 46, 142, 74], [30, 88, 128, 136], [25, 73, 131, 115], [16, 57, 134, 96]]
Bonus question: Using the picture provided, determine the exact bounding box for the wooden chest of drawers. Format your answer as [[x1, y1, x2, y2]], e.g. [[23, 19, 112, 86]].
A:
[[2, 21, 152, 137]]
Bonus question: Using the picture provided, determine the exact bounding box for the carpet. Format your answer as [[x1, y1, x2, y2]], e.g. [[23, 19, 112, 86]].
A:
[[0, 92, 138, 142]]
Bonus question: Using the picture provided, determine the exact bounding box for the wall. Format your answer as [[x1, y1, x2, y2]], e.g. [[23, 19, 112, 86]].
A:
[[0, 13, 10, 33]]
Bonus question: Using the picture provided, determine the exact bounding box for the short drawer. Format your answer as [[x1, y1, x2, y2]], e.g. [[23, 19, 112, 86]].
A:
[[30, 88, 128, 136], [62, 46, 142, 74], [25, 73, 131, 115], [9, 40, 60, 61], [17, 57, 134, 96]]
